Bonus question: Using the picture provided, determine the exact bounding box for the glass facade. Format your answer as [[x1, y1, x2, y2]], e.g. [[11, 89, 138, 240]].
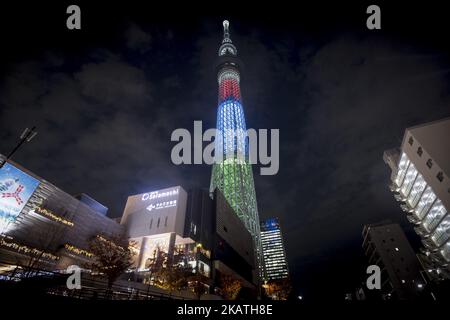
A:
[[393, 152, 450, 263], [260, 218, 289, 281]]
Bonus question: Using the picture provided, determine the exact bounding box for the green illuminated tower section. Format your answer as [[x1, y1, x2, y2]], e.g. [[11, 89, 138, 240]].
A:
[[210, 20, 263, 277]]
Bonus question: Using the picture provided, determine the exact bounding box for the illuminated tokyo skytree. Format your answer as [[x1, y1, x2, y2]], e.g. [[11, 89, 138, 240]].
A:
[[210, 20, 263, 276]]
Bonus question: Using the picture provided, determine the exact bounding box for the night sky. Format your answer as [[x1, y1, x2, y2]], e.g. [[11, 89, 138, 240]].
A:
[[1, 2, 449, 299]]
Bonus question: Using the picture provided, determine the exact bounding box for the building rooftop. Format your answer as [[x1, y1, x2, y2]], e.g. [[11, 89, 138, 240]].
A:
[[407, 117, 450, 175]]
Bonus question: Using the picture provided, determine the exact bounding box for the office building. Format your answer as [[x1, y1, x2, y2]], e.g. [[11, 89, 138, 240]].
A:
[[384, 118, 450, 279], [362, 222, 425, 299], [260, 218, 289, 281]]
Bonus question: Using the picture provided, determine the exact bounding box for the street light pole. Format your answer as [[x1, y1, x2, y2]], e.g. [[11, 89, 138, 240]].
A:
[[0, 126, 38, 168]]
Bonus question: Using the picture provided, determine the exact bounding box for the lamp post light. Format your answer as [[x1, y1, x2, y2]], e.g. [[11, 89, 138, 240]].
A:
[[0, 126, 38, 168]]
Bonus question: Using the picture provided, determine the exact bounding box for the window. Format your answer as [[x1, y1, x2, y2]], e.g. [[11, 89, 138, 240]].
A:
[[157, 217, 160, 228], [426, 159, 433, 169], [437, 171, 444, 182], [432, 215, 450, 246], [149, 218, 153, 229], [223, 226, 228, 232], [164, 216, 168, 227], [417, 147, 423, 156], [408, 136, 414, 146]]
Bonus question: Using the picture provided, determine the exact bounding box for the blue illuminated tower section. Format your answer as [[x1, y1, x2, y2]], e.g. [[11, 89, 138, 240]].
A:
[[210, 20, 263, 277]]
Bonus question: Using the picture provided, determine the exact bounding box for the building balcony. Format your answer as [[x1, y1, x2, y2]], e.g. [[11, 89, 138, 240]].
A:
[[400, 204, 412, 214], [414, 225, 430, 238], [421, 238, 438, 251], [394, 193, 406, 202], [420, 247, 431, 257], [427, 250, 449, 266], [389, 183, 400, 193], [406, 214, 420, 225]]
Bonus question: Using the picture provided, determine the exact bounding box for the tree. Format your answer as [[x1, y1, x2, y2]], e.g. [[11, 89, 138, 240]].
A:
[[219, 273, 242, 300], [87, 234, 135, 289], [153, 266, 189, 295], [187, 273, 209, 300], [144, 245, 168, 285], [263, 279, 292, 300]]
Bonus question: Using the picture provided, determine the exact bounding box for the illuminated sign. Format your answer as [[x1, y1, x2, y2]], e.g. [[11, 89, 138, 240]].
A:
[[146, 200, 177, 212], [0, 163, 40, 232], [141, 187, 180, 213], [142, 187, 179, 201]]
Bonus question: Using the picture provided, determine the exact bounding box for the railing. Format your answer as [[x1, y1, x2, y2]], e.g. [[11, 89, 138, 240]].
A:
[[0, 262, 192, 301]]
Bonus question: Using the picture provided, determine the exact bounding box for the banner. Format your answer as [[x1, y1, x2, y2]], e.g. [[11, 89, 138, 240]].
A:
[[0, 162, 39, 233]]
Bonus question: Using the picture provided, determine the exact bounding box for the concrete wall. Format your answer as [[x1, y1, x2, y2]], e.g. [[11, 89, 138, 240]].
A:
[[403, 119, 450, 211], [121, 186, 187, 238]]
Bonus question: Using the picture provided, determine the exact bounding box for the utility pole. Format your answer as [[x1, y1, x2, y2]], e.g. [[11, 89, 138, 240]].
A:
[[0, 126, 38, 168]]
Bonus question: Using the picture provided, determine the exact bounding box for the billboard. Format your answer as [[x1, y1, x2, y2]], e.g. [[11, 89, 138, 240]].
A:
[[141, 187, 179, 212], [0, 162, 40, 232], [123, 186, 188, 238]]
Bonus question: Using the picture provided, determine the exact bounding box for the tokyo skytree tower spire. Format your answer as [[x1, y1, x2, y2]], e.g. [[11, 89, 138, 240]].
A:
[[210, 20, 263, 277]]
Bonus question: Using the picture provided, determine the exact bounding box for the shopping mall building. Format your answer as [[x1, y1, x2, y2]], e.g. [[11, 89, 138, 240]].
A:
[[0, 155, 256, 291], [0, 156, 124, 271], [120, 186, 257, 289]]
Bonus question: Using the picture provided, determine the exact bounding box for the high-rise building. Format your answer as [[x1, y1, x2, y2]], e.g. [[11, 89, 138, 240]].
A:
[[362, 222, 425, 300], [120, 186, 257, 289], [260, 218, 289, 281], [209, 20, 262, 277], [384, 118, 450, 280]]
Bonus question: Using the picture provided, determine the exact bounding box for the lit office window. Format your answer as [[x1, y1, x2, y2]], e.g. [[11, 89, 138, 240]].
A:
[[401, 164, 418, 197], [408, 173, 426, 208], [440, 242, 450, 262], [395, 152, 410, 187], [422, 199, 447, 232], [414, 186, 436, 219], [431, 215, 450, 246]]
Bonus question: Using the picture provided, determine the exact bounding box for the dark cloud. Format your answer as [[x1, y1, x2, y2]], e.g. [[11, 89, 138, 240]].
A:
[[250, 34, 450, 297], [1, 7, 450, 298], [125, 23, 152, 53]]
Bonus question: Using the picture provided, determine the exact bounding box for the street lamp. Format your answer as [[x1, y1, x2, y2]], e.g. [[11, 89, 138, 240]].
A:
[[0, 126, 38, 168]]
